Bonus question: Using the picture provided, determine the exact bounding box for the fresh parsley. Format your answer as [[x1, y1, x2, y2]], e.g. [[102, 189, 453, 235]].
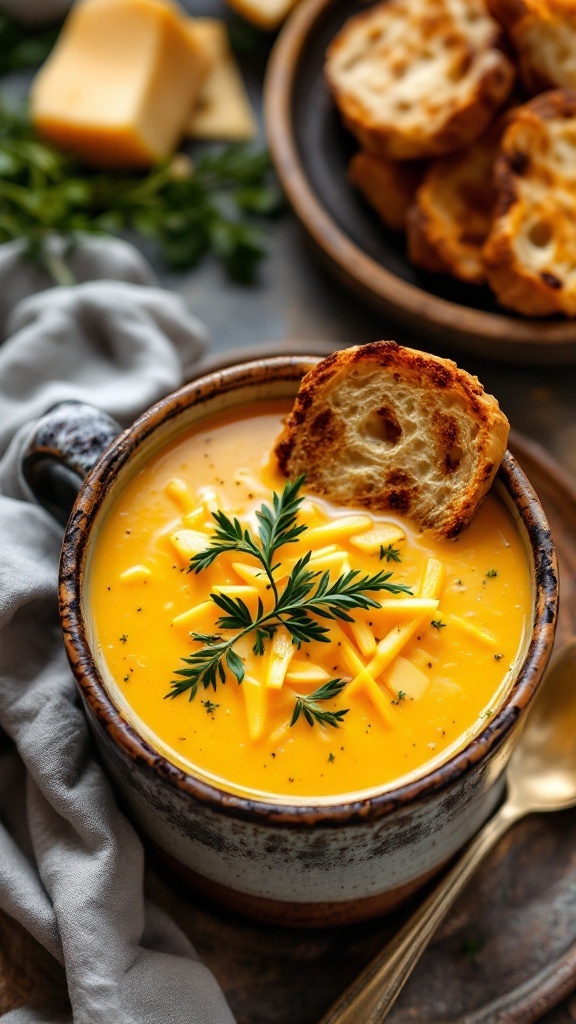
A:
[[168, 478, 413, 725], [0, 102, 282, 284]]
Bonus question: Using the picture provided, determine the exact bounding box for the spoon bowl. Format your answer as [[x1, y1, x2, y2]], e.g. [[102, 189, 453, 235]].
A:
[[319, 637, 576, 1024], [507, 638, 576, 813]]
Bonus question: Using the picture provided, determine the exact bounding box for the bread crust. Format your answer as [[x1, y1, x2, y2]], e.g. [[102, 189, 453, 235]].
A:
[[275, 342, 509, 539], [325, 0, 515, 160], [487, 0, 576, 92], [483, 89, 576, 316], [348, 150, 424, 231], [407, 124, 502, 284]]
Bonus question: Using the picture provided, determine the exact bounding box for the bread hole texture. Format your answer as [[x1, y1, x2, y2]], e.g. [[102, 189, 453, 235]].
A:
[[300, 366, 481, 524]]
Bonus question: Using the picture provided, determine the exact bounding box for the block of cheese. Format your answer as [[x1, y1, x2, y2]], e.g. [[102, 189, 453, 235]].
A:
[[186, 19, 257, 141], [30, 0, 212, 168], [224, 0, 300, 32]]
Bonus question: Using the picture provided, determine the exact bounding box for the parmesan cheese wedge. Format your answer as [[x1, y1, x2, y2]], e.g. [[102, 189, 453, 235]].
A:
[[186, 19, 257, 141], [30, 0, 212, 168]]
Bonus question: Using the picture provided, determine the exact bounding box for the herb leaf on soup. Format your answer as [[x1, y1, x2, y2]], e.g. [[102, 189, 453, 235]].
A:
[[168, 478, 412, 726]]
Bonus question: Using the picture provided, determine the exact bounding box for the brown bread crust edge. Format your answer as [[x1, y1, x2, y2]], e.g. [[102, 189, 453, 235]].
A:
[[275, 342, 509, 539]]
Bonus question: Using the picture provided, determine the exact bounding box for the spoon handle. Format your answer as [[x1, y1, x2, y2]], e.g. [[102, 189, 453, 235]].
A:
[[318, 799, 523, 1024]]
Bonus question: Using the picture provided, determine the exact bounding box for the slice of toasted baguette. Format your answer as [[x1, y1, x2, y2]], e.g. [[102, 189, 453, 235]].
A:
[[275, 342, 509, 539], [483, 90, 576, 317], [488, 0, 576, 92], [348, 150, 424, 231], [324, 0, 515, 160], [407, 123, 502, 284]]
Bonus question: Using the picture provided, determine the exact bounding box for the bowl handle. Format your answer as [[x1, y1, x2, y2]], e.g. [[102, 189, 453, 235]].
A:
[[22, 402, 121, 527]]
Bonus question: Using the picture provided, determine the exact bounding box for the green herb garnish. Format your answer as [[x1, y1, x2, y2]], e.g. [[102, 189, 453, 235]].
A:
[[486, 569, 498, 578], [290, 678, 349, 730], [430, 619, 446, 631], [189, 475, 307, 601], [0, 102, 282, 284], [379, 543, 401, 563], [168, 478, 413, 725]]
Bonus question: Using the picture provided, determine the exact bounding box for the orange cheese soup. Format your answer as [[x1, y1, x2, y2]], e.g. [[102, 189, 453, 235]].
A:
[[88, 400, 532, 801]]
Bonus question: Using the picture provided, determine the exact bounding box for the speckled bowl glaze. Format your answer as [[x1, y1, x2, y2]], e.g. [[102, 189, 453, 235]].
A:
[[24, 356, 558, 926]]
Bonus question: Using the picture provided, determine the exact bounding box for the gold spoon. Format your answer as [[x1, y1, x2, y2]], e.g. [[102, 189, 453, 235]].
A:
[[319, 638, 576, 1024]]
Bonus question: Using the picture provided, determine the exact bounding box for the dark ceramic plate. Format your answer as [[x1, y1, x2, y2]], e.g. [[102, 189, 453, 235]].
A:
[[264, 0, 576, 364]]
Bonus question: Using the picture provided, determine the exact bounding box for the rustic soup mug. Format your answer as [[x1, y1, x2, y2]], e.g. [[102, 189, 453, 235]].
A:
[[23, 356, 558, 926]]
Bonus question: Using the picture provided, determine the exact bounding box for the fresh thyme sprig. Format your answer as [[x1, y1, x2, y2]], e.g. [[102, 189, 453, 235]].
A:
[[290, 678, 349, 729], [380, 543, 401, 563], [189, 475, 306, 598], [169, 554, 408, 701], [168, 479, 413, 724]]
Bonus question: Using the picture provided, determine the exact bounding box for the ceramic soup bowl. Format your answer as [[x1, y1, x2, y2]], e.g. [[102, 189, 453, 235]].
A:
[[23, 356, 558, 926]]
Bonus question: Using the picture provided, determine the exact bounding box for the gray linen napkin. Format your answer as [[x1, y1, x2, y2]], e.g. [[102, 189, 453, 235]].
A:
[[0, 236, 236, 1024]]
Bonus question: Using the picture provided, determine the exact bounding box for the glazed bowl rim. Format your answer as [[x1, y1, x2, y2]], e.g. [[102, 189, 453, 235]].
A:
[[59, 354, 559, 827]]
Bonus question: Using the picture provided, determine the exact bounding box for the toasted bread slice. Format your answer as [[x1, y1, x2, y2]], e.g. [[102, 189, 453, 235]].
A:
[[275, 342, 509, 539], [324, 0, 515, 160], [488, 0, 576, 92], [348, 150, 424, 231], [407, 124, 502, 284], [483, 90, 576, 316]]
